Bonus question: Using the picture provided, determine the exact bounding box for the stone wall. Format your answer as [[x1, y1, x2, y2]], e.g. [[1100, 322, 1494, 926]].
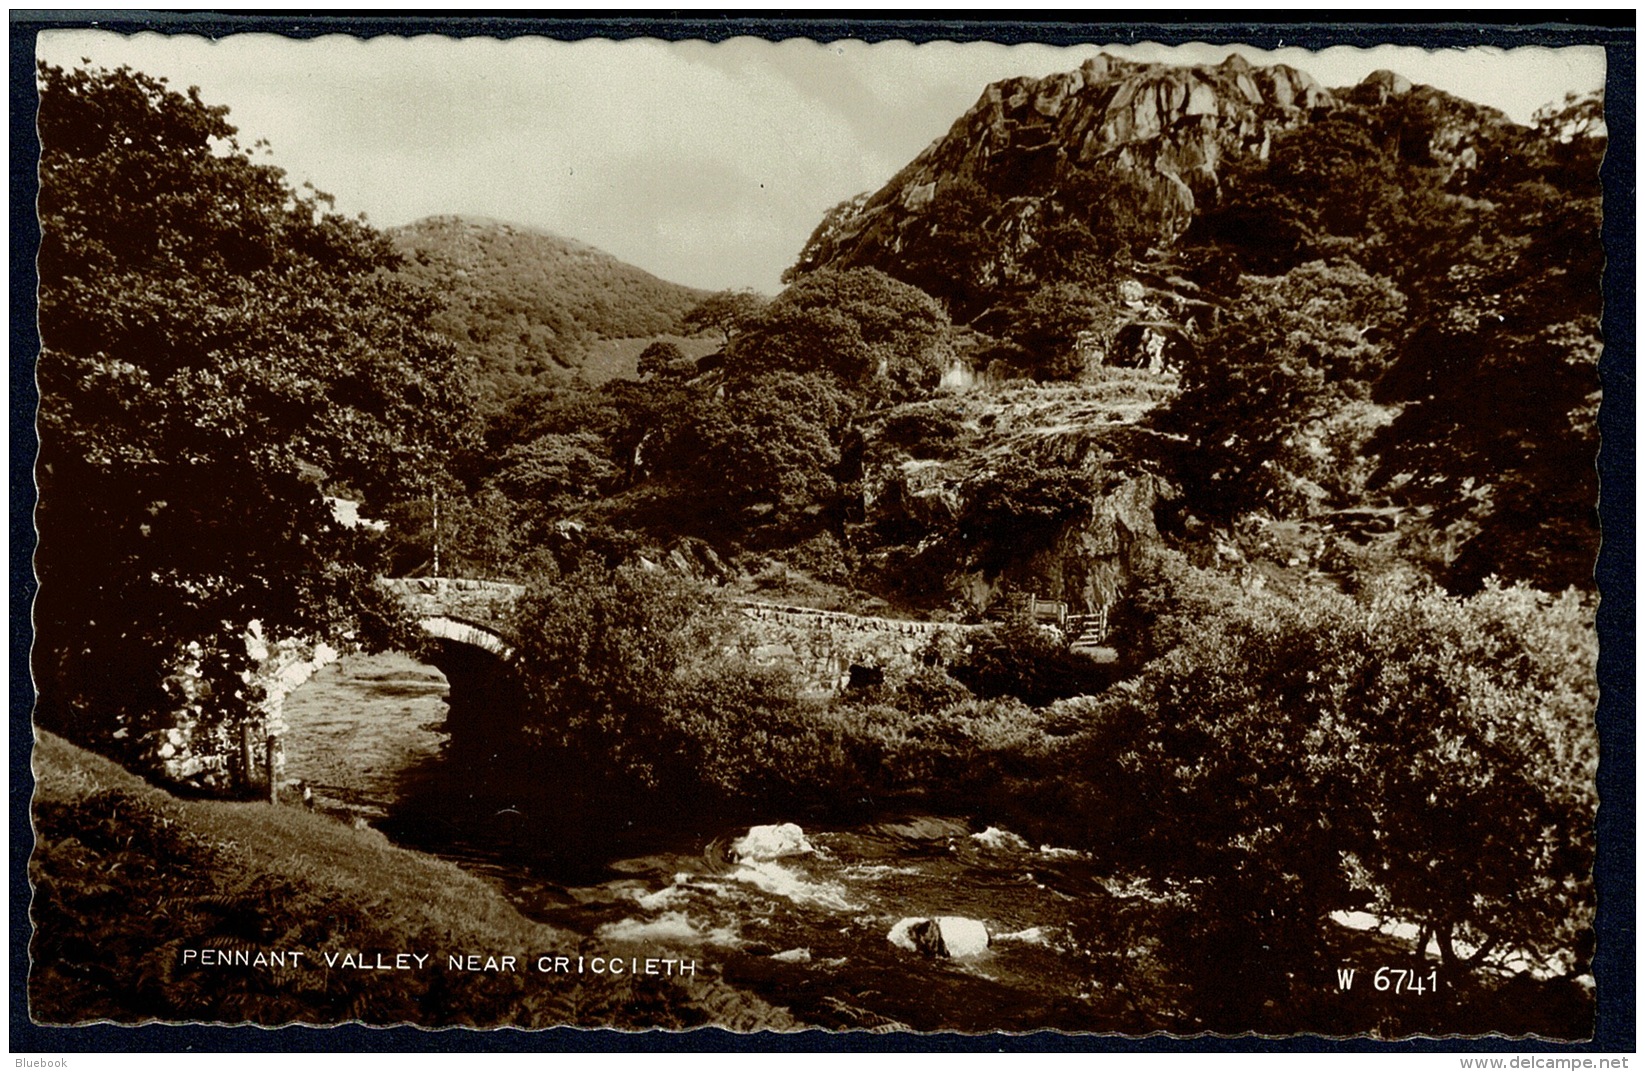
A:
[[732, 601, 977, 695], [152, 622, 341, 792]]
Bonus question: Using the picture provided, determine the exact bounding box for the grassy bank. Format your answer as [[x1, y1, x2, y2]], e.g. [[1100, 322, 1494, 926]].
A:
[[27, 731, 797, 1030]]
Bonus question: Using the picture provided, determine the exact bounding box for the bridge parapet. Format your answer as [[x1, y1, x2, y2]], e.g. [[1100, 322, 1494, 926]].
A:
[[380, 577, 525, 630]]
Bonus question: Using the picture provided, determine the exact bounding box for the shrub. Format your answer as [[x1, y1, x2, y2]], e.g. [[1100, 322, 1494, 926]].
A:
[[951, 615, 1116, 706], [957, 456, 1096, 570], [877, 402, 969, 459], [1077, 566, 1598, 1020]]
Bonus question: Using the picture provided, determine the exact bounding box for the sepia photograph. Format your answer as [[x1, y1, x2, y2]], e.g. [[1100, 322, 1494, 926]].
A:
[[17, 16, 1628, 1049]]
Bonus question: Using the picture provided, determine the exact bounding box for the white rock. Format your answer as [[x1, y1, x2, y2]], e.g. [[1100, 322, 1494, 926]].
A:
[[971, 826, 1030, 852], [731, 822, 814, 861], [887, 916, 990, 959]]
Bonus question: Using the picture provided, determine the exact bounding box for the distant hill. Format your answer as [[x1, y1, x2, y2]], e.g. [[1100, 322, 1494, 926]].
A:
[[391, 215, 710, 406]]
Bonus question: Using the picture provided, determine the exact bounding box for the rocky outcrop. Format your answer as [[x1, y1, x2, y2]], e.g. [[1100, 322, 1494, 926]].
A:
[[998, 473, 1166, 616], [1349, 68, 1414, 106], [660, 536, 733, 584], [1338, 69, 1511, 182], [790, 52, 1337, 292], [864, 459, 966, 528], [859, 383, 1174, 624], [790, 55, 1517, 319]]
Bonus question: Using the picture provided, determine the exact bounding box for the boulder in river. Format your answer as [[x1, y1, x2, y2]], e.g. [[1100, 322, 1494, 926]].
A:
[[888, 915, 990, 959], [732, 822, 814, 861]]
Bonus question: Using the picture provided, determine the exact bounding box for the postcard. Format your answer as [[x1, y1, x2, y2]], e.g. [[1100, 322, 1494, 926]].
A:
[[19, 18, 1625, 1050]]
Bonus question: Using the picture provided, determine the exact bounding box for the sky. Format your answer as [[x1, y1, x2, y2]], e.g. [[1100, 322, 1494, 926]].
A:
[[35, 28, 1607, 294]]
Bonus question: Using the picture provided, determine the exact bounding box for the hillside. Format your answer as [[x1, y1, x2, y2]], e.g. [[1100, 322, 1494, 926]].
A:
[[28, 730, 796, 1029], [430, 52, 1597, 603], [392, 215, 710, 406]]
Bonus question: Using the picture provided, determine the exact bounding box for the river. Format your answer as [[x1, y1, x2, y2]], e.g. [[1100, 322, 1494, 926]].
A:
[[282, 651, 1157, 1032]]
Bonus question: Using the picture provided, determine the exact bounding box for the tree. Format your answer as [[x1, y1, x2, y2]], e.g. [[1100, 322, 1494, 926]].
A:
[[1368, 109, 1603, 593], [507, 564, 804, 799], [1193, 115, 1402, 278], [33, 63, 476, 755], [1033, 162, 1166, 282], [951, 613, 1115, 706], [679, 289, 767, 348], [488, 432, 617, 505], [1003, 282, 1117, 379], [955, 454, 1097, 574], [695, 372, 857, 522], [727, 268, 952, 401], [1154, 260, 1405, 519], [896, 178, 1001, 316], [636, 340, 693, 381], [1534, 91, 1605, 145]]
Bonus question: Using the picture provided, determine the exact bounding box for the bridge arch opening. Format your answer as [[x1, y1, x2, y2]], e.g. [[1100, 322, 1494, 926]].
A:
[[279, 616, 530, 815], [280, 650, 451, 815]]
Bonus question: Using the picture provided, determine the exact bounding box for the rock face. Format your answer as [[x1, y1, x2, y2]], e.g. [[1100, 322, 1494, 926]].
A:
[[790, 53, 1336, 293], [789, 55, 1515, 318], [858, 388, 1174, 622], [998, 473, 1166, 616]]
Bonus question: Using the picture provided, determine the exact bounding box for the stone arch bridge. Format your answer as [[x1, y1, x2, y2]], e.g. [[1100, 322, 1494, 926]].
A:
[[158, 578, 1105, 794], [382, 578, 1112, 695], [379, 577, 986, 696]]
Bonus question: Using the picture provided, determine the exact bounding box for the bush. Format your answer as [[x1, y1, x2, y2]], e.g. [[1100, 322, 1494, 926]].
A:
[[773, 531, 854, 587], [1076, 566, 1598, 1020], [951, 615, 1116, 706], [728, 268, 952, 402], [957, 456, 1096, 570], [877, 402, 969, 459]]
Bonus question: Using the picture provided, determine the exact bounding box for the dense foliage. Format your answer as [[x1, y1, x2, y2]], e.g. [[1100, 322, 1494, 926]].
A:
[[1168, 91, 1603, 591], [726, 268, 952, 401], [1056, 552, 1598, 1029], [34, 63, 475, 754], [1367, 95, 1606, 592], [1156, 260, 1406, 518]]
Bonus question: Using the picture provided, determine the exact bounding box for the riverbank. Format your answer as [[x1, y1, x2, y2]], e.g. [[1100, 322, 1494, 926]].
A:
[[27, 730, 798, 1030]]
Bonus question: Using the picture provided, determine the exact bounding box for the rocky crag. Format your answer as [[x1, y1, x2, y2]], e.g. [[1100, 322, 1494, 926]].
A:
[[790, 53, 1514, 313]]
